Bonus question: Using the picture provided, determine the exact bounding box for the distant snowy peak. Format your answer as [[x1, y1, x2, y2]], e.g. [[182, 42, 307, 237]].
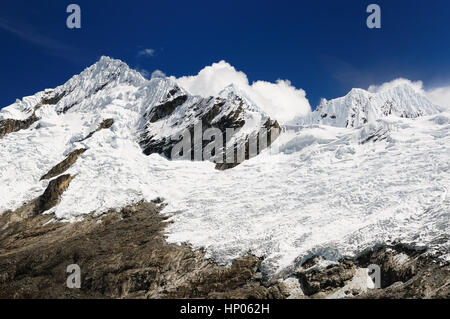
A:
[[291, 83, 443, 128], [218, 84, 265, 114]]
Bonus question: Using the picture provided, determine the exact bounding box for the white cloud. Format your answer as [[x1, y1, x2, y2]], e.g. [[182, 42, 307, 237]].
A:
[[171, 60, 311, 123], [368, 78, 425, 94], [368, 78, 450, 110], [137, 68, 150, 78], [151, 69, 166, 79], [138, 48, 156, 57], [426, 86, 450, 110]]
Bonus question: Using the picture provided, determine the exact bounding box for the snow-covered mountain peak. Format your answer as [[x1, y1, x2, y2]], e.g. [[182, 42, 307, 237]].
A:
[[218, 83, 243, 100], [0, 56, 148, 121], [347, 87, 369, 95], [291, 82, 442, 128], [56, 55, 146, 98], [83, 56, 145, 84], [218, 84, 267, 114], [48, 56, 146, 114]]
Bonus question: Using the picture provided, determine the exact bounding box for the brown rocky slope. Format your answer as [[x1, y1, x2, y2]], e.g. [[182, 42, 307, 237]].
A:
[[0, 201, 285, 299], [0, 202, 448, 299]]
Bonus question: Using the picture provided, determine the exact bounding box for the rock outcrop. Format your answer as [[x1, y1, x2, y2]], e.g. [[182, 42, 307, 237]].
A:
[[0, 112, 39, 138], [356, 245, 450, 299], [139, 84, 281, 168], [41, 149, 86, 180], [296, 259, 356, 296], [289, 245, 449, 299], [216, 118, 281, 170], [36, 175, 73, 215], [78, 119, 114, 142]]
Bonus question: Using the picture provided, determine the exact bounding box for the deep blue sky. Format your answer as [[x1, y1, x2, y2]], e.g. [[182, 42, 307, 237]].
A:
[[1, 0, 450, 109]]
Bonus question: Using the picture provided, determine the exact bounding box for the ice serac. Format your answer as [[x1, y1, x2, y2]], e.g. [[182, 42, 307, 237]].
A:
[[291, 83, 443, 128]]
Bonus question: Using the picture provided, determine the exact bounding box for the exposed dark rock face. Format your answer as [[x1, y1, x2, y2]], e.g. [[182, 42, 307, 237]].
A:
[[216, 118, 281, 170], [358, 260, 449, 299], [355, 245, 450, 298], [79, 119, 114, 142], [36, 175, 73, 215], [40, 90, 67, 107], [356, 244, 425, 288], [0, 90, 70, 139], [289, 245, 449, 299], [96, 118, 114, 131], [149, 95, 188, 123], [41, 149, 87, 180], [2, 175, 74, 221], [0, 112, 39, 138], [296, 259, 356, 296], [0, 201, 285, 299], [140, 97, 245, 159], [140, 92, 281, 169]]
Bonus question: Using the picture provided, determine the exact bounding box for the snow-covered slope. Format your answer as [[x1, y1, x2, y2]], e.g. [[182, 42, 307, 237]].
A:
[[162, 114, 450, 276], [0, 57, 449, 279], [291, 83, 442, 128]]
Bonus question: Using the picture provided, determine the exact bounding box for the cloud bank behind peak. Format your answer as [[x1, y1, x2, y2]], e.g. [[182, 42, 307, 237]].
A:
[[368, 78, 450, 110], [170, 60, 312, 124], [168, 61, 450, 124]]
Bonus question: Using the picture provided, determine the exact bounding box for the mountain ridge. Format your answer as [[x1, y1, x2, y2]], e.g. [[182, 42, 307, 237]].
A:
[[289, 82, 442, 128], [1, 56, 445, 133]]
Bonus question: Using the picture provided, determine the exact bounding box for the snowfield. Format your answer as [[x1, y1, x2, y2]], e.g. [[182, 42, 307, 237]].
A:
[[0, 57, 449, 278], [160, 115, 450, 276]]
